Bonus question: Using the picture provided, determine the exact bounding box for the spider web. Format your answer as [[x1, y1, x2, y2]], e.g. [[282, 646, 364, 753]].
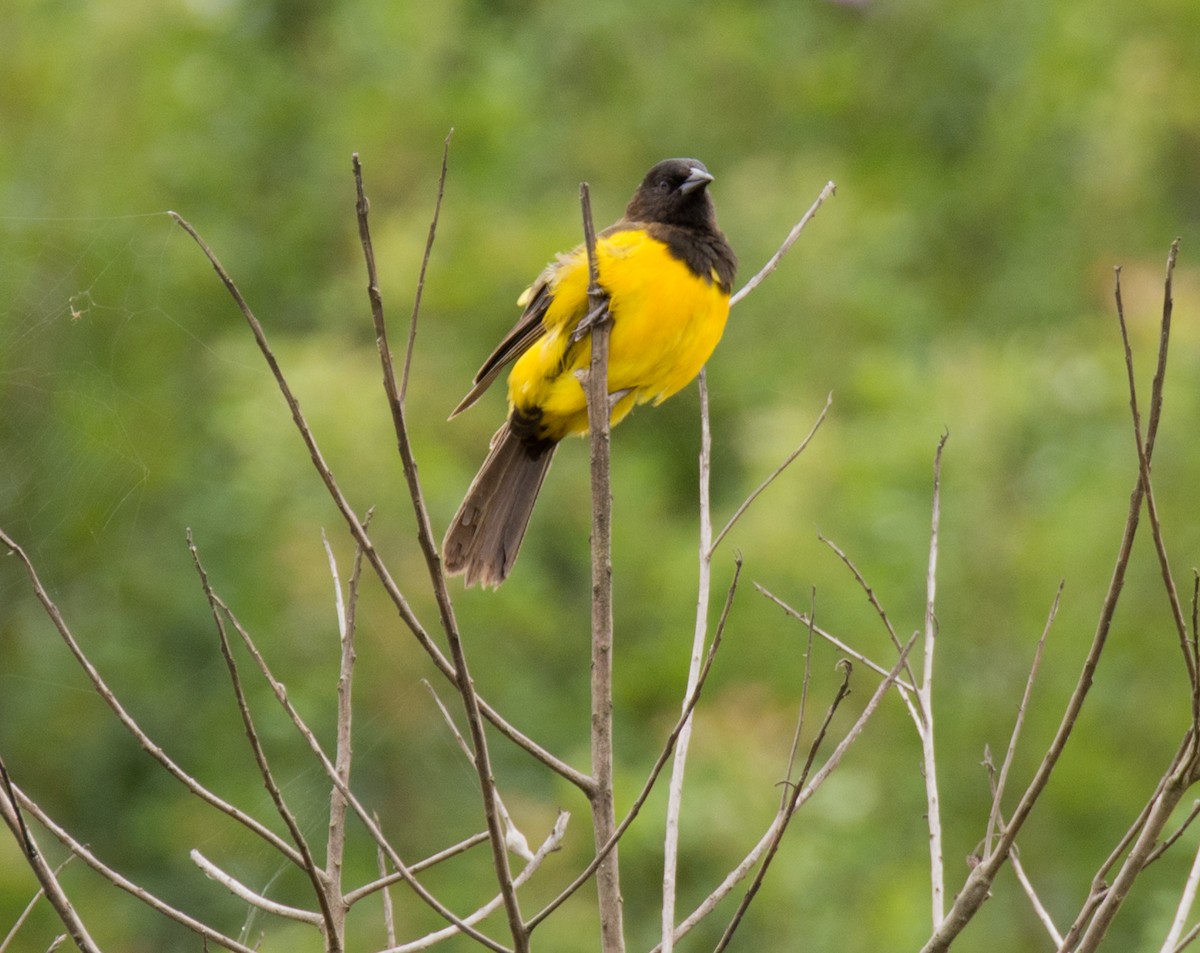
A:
[[0, 212, 211, 550]]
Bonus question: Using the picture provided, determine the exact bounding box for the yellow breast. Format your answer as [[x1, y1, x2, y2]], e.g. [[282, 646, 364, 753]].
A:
[[507, 229, 730, 441]]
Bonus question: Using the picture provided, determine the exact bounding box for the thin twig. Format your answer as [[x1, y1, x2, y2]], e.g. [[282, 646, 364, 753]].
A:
[[375, 813, 397, 949], [1071, 736, 1198, 952], [709, 392, 831, 555], [1173, 920, 1200, 953], [1010, 846, 1063, 947], [399, 132, 451, 403], [1148, 801, 1200, 867], [922, 432, 948, 928], [325, 524, 364, 931], [1073, 744, 1189, 941], [191, 852, 323, 924], [202, 582, 511, 953], [729, 181, 836, 307], [1113, 251, 1197, 700], [347, 830, 493, 906], [781, 589, 818, 799], [0, 857, 73, 953], [819, 534, 915, 685], [422, 681, 533, 861], [354, 154, 538, 953], [986, 582, 1063, 855], [658, 192, 842, 946], [1059, 246, 1196, 953], [1192, 570, 1200, 711], [755, 584, 917, 693]]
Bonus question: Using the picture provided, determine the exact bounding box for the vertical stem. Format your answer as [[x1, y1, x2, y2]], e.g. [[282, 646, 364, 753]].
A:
[[922, 434, 948, 927], [581, 183, 625, 953], [661, 370, 714, 953], [324, 530, 360, 944]]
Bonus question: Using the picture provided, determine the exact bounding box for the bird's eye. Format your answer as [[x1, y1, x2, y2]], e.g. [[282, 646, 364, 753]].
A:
[[657, 179, 671, 193]]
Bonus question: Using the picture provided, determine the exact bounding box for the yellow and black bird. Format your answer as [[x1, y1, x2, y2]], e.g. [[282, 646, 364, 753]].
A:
[[443, 158, 737, 587]]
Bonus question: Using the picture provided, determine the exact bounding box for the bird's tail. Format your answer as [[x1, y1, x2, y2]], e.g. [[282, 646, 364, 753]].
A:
[[442, 423, 557, 588]]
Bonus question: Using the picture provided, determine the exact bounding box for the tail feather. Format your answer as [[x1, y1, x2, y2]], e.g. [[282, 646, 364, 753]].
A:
[[442, 423, 557, 588]]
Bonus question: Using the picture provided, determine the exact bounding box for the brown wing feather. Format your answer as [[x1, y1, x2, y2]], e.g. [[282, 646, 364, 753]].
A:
[[448, 279, 556, 418], [448, 224, 642, 420]]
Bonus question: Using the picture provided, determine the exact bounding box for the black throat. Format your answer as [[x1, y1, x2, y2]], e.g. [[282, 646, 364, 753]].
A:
[[646, 222, 738, 295]]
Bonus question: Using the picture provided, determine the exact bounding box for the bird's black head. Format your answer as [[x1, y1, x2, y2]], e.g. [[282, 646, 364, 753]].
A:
[[624, 158, 719, 231]]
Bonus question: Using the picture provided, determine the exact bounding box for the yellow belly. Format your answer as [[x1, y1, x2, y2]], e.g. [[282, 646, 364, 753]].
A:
[[507, 230, 730, 441]]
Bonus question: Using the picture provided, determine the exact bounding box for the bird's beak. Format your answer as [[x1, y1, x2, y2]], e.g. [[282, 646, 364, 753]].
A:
[[679, 166, 714, 195]]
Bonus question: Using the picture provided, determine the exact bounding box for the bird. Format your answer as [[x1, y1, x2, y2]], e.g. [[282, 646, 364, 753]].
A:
[[442, 158, 737, 588]]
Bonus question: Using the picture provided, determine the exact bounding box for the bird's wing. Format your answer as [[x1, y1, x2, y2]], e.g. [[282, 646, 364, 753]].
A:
[[448, 284, 554, 418], [449, 253, 571, 418], [449, 221, 649, 419]]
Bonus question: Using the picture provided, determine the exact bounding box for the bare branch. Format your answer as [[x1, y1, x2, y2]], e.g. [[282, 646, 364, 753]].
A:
[[422, 682, 533, 862], [781, 589, 818, 794], [1065, 750, 1188, 946], [1070, 737, 1197, 952], [325, 524, 364, 919], [755, 584, 917, 693], [190, 851, 323, 924], [819, 534, 914, 683], [709, 392, 831, 555], [921, 433, 948, 927], [197, 577, 512, 953], [400, 132, 451, 403], [986, 582, 1062, 855], [347, 831, 493, 907], [1113, 255, 1197, 699], [1010, 846, 1063, 947], [376, 816, 398, 949], [729, 180, 836, 307], [352, 153, 530, 950], [1, 857, 73, 953], [1147, 800, 1200, 867], [1172, 921, 1200, 953]]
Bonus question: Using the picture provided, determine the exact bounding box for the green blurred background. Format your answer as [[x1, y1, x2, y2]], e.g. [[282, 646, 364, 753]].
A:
[[4, 0, 1200, 949]]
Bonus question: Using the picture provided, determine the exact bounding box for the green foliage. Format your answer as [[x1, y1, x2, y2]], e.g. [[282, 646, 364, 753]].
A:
[[4, 0, 1200, 949]]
